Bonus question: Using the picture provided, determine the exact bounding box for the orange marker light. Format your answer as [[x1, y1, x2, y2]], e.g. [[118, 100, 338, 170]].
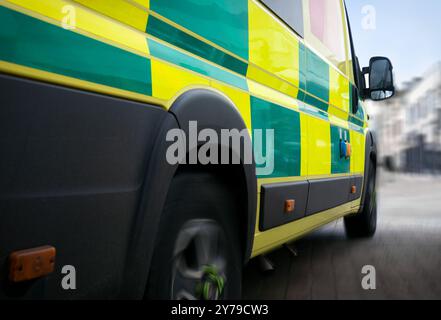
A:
[[9, 246, 56, 283], [285, 200, 296, 213]]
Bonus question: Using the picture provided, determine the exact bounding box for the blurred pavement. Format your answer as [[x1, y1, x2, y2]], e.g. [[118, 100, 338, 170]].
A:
[[243, 171, 441, 300]]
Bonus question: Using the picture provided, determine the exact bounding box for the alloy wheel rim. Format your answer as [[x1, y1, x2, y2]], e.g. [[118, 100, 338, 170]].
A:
[[171, 219, 227, 300]]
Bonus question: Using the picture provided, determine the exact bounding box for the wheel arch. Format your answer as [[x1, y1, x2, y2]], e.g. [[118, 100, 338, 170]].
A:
[[360, 130, 377, 212], [120, 89, 257, 298], [169, 89, 258, 265]]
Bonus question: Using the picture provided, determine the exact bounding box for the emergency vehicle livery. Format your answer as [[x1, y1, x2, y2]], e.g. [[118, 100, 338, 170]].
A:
[[0, 0, 394, 299]]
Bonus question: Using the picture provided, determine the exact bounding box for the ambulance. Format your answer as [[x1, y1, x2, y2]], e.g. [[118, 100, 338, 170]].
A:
[[0, 0, 394, 299]]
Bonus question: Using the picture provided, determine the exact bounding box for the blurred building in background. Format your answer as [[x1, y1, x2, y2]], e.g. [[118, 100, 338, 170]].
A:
[[372, 62, 441, 173]]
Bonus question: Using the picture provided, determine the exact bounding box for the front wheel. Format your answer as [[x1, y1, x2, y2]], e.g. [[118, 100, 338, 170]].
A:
[[145, 170, 242, 300]]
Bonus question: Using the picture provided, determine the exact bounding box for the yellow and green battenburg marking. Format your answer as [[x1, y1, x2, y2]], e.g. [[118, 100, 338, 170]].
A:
[[0, 0, 366, 179], [0, 3, 152, 95]]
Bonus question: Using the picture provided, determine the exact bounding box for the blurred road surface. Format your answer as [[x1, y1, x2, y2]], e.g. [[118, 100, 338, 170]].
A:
[[243, 172, 441, 300]]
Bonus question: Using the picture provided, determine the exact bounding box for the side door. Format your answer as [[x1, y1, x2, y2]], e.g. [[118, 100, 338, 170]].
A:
[[301, 0, 362, 214]]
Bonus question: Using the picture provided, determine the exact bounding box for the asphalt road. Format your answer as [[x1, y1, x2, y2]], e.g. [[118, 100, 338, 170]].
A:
[[243, 172, 441, 300]]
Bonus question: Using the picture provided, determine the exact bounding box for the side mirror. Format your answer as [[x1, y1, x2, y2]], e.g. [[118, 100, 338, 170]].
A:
[[363, 57, 395, 101]]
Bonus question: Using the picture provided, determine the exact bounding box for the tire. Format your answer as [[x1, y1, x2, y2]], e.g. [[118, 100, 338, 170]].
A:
[[344, 160, 377, 238], [145, 169, 242, 300]]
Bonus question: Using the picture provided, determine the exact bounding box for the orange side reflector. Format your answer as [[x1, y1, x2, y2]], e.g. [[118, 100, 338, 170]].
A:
[[351, 186, 357, 194], [285, 200, 296, 213], [9, 246, 56, 283]]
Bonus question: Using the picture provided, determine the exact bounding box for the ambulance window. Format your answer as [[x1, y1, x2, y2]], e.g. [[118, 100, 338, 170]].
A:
[[307, 0, 347, 73], [261, 0, 304, 37]]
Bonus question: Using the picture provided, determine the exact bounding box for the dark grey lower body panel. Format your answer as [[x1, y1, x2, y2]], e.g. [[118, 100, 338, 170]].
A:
[[307, 177, 351, 216], [260, 181, 309, 231], [0, 74, 167, 299], [260, 175, 363, 231]]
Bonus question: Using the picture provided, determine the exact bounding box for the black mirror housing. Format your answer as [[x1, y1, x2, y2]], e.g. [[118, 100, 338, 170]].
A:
[[363, 57, 395, 101]]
